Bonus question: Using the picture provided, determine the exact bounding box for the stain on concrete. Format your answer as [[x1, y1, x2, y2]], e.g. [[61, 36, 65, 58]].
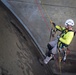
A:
[[0, 4, 52, 75]]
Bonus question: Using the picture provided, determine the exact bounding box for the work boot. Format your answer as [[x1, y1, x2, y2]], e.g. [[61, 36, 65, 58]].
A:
[[62, 55, 66, 62], [62, 50, 67, 62], [44, 54, 53, 64]]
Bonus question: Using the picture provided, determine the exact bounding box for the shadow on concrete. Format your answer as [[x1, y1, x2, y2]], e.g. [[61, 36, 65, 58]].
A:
[[0, 0, 76, 75]]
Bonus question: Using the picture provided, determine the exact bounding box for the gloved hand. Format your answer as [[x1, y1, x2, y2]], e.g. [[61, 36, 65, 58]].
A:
[[50, 20, 53, 24], [50, 20, 56, 26]]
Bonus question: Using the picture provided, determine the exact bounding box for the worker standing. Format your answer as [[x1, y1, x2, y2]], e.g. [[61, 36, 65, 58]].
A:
[[44, 19, 75, 64]]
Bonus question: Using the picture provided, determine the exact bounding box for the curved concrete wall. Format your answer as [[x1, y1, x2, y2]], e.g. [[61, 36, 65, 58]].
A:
[[1, 0, 76, 75], [0, 4, 52, 75], [1, 0, 76, 54]]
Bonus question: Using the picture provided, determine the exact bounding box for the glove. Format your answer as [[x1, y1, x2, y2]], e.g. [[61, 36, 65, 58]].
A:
[[50, 20, 53, 24], [50, 20, 56, 27]]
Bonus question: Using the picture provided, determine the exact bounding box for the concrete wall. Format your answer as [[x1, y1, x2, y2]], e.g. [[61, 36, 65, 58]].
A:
[[2, 0, 76, 55], [1, 0, 76, 74], [0, 5, 52, 75]]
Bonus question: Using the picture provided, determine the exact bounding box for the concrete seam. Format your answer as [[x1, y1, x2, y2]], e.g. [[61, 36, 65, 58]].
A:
[[1, 0, 46, 57]]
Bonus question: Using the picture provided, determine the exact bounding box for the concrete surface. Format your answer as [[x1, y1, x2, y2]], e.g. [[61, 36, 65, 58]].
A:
[[1, 0, 76, 75], [0, 5, 52, 75], [1, 0, 76, 53]]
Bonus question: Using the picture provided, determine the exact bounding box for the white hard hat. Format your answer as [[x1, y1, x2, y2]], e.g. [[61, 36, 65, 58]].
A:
[[65, 19, 74, 26]]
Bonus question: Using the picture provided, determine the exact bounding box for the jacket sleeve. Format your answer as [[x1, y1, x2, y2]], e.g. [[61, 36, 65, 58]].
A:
[[59, 32, 74, 45], [55, 25, 65, 31]]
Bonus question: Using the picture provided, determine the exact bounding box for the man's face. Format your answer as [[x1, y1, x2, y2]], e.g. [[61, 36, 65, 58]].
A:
[[66, 25, 72, 29]]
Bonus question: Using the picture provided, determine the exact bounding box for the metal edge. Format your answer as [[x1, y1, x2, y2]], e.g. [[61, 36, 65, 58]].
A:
[[0, 0, 46, 57]]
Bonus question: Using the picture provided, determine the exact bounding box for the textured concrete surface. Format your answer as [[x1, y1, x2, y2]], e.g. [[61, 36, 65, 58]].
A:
[[0, 5, 52, 75], [1, 0, 76, 54], [1, 0, 76, 75]]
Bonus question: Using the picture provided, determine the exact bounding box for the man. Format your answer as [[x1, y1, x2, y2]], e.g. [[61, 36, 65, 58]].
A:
[[44, 19, 74, 64]]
